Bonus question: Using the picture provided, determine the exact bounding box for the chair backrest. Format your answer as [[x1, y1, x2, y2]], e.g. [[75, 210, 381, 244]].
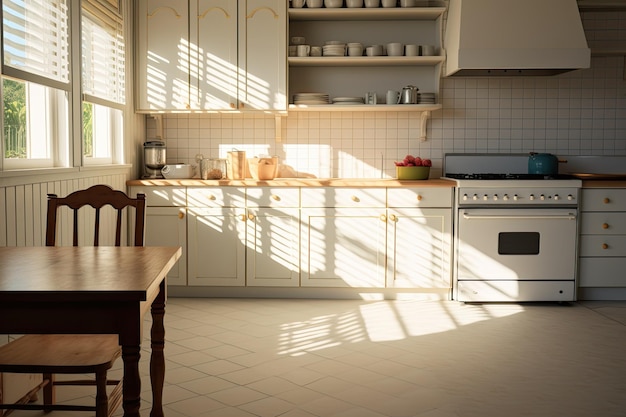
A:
[[46, 184, 146, 247]]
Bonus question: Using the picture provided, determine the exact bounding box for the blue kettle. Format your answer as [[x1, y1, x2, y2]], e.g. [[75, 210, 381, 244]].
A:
[[528, 152, 558, 176]]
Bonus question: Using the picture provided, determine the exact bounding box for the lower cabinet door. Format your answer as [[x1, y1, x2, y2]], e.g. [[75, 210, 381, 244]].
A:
[[145, 207, 187, 286], [246, 208, 300, 286], [386, 207, 452, 289], [187, 207, 246, 286], [301, 208, 386, 288]]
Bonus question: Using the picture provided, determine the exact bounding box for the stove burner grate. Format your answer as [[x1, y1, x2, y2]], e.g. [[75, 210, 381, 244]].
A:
[[445, 173, 576, 180]]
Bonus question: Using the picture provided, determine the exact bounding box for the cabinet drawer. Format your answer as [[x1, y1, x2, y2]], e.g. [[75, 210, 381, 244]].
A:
[[580, 212, 626, 235], [581, 189, 626, 212], [187, 187, 246, 207], [246, 187, 299, 208], [130, 187, 186, 207], [580, 235, 626, 257], [579, 258, 626, 287], [387, 188, 452, 208], [301, 188, 386, 208]]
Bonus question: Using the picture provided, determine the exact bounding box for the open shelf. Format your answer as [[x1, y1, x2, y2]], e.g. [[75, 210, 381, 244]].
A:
[[288, 55, 444, 66], [288, 7, 446, 21]]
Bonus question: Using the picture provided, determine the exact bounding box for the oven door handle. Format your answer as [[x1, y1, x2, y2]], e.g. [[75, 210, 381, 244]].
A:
[[462, 212, 577, 220]]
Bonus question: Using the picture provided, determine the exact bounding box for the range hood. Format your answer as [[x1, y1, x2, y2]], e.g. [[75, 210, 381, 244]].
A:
[[444, 0, 591, 77]]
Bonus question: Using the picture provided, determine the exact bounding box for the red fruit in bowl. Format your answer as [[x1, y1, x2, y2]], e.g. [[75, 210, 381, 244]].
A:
[[406, 155, 415, 164], [413, 157, 422, 166], [422, 159, 432, 167], [394, 161, 404, 166]]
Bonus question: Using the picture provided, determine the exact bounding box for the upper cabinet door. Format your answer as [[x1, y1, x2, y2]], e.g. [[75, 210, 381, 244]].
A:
[[194, 0, 239, 110], [137, 0, 191, 111], [238, 0, 287, 111]]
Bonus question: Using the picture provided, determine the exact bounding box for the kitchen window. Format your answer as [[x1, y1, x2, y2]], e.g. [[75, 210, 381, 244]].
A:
[[1, 0, 128, 171]]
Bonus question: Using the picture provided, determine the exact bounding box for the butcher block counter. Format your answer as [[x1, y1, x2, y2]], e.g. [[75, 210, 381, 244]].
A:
[[127, 178, 455, 188]]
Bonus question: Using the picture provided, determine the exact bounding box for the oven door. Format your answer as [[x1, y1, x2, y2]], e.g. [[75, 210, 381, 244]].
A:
[[456, 208, 578, 281]]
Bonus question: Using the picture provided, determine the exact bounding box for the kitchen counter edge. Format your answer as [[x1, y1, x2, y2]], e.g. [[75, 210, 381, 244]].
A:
[[581, 180, 626, 188], [126, 178, 456, 188]]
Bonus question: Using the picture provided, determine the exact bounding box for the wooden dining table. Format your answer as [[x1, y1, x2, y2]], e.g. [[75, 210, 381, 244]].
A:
[[0, 245, 182, 417]]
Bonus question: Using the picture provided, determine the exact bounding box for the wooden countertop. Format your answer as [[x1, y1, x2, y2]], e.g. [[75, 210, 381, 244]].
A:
[[582, 180, 626, 188], [127, 178, 456, 188]]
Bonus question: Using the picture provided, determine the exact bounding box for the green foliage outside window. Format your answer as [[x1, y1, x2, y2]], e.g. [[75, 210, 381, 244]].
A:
[[3, 78, 26, 158]]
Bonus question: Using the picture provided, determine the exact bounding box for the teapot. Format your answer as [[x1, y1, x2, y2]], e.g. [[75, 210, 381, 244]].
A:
[[528, 152, 559, 176], [399, 85, 419, 104]]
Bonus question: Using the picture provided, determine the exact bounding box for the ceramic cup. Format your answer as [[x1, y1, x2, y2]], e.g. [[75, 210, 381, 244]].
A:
[[381, 0, 396, 7], [405, 44, 419, 56], [310, 46, 322, 56], [365, 92, 377, 105], [400, 0, 415, 6], [347, 42, 364, 56], [386, 42, 403, 56], [365, 44, 383, 56], [346, 0, 363, 6], [307, 0, 324, 7], [288, 45, 297, 56], [291, 36, 305, 45], [420, 45, 436, 56], [386, 90, 400, 104], [364, 0, 380, 6], [297, 44, 311, 57], [291, 0, 306, 7]]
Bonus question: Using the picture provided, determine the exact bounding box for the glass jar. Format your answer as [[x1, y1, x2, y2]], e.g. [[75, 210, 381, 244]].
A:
[[200, 158, 227, 180]]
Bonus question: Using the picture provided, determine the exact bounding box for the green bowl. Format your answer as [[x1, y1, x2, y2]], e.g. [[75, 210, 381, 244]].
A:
[[396, 166, 430, 180]]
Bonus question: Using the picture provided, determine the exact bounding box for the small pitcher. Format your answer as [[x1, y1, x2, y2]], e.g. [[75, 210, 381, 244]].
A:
[[399, 85, 419, 104]]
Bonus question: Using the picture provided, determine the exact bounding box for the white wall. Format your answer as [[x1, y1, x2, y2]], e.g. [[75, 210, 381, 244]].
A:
[[146, 10, 626, 179]]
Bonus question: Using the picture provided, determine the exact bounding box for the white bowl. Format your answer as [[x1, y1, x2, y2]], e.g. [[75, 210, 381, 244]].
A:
[[161, 164, 195, 179], [324, 0, 343, 7]]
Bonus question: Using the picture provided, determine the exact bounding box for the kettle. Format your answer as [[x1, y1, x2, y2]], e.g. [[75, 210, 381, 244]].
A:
[[399, 85, 419, 104], [528, 152, 559, 176]]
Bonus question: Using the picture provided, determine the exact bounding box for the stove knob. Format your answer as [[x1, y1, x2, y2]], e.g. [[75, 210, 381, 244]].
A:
[[540, 194, 546, 201], [529, 194, 535, 201], [472, 194, 478, 201], [513, 194, 519, 201], [567, 194, 574, 201], [463, 194, 468, 201], [503, 194, 509, 201], [483, 194, 489, 201], [554, 194, 560, 201], [493, 194, 498, 201]]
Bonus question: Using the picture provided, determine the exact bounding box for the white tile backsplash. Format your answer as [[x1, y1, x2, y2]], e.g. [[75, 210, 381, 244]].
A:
[[146, 11, 626, 179]]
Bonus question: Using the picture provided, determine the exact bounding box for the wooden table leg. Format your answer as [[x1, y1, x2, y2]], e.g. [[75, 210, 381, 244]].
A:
[[122, 345, 142, 417], [149, 280, 166, 417]]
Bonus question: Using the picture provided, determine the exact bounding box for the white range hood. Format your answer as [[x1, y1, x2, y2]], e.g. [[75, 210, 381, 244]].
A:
[[444, 0, 591, 76]]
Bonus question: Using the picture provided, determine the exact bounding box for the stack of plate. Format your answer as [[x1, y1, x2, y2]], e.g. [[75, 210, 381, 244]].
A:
[[419, 93, 436, 104], [323, 43, 346, 57], [332, 97, 364, 105], [293, 93, 330, 105]]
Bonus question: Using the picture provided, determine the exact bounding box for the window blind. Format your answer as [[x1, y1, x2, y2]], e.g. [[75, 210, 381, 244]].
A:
[[2, 0, 70, 84], [81, 0, 125, 105]]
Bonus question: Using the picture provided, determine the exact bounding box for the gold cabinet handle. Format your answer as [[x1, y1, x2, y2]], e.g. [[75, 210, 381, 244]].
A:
[[248, 213, 255, 221], [178, 210, 185, 219], [603, 198, 610, 204], [351, 195, 360, 202], [230, 103, 236, 109], [271, 194, 281, 201], [602, 243, 609, 250], [379, 214, 387, 222], [240, 214, 247, 222], [389, 214, 398, 222], [602, 223, 609, 229], [416, 195, 423, 201], [207, 194, 216, 200]]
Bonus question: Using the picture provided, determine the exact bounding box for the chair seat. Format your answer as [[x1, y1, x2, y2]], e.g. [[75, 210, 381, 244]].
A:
[[0, 334, 121, 373]]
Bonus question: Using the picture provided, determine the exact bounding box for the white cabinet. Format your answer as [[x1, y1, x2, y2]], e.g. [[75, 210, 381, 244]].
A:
[[579, 188, 626, 288], [246, 188, 300, 286], [301, 188, 387, 287], [187, 187, 247, 286], [287, 7, 445, 111], [130, 187, 187, 286], [136, 0, 287, 112], [386, 188, 452, 290]]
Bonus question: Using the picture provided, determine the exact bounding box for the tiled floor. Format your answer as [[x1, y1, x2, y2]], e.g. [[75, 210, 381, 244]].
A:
[[8, 298, 626, 417]]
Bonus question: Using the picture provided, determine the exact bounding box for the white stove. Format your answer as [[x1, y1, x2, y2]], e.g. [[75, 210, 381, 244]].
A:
[[444, 154, 582, 303]]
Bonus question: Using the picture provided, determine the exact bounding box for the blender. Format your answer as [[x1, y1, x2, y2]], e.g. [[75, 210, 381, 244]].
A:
[[143, 141, 166, 178]]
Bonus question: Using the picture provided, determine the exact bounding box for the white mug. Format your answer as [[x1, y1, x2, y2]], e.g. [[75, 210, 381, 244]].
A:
[[348, 45, 364, 56], [308, 0, 324, 7], [310, 46, 322, 56], [405, 44, 419, 56], [288, 45, 297, 56], [291, 0, 306, 7], [381, 0, 396, 7], [386, 90, 400, 104], [365, 44, 383, 56], [365, 92, 377, 105], [386, 42, 403, 56], [420, 45, 436, 56], [296, 44, 310, 57]]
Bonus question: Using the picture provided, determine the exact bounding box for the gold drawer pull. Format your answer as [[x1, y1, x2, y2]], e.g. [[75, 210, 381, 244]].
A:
[[240, 214, 247, 222], [380, 214, 387, 222], [248, 213, 255, 221], [602, 243, 609, 250], [178, 211, 185, 219], [416, 195, 423, 201], [271, 194, 281, 201], [207, 194, 216, 200], [603, 198, 610, 204], [351, 196, 360, 202], [602, 223, 609, 229], [389, 214, 398, 222]]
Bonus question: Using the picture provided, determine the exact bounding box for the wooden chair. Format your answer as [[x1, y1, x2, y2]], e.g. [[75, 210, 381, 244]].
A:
[[0, 184, 146, 417]]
